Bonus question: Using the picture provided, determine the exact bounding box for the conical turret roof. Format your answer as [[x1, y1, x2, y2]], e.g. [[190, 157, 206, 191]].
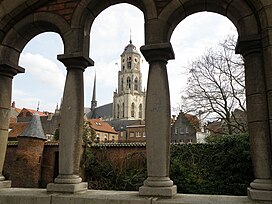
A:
[[19, 112, 46, 140]]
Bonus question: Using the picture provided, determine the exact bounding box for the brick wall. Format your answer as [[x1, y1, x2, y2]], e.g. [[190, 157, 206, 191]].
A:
[[40, 143, 59, 188], [35, 0, 80, 23], [8, 137, 45, 188], [91, 144, 146, 168], [5, 141, 146, 188]]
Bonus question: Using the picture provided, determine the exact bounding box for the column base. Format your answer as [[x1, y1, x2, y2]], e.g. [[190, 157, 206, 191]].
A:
[[247, 179, 272, 201], [139, 185, 177, 197], [0, 180, 11, 189], [47, 182, 88, 193], [247, 187, 272, 201]]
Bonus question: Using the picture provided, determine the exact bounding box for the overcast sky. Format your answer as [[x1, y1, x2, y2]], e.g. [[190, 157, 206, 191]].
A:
[[13, 4, 237, 113]]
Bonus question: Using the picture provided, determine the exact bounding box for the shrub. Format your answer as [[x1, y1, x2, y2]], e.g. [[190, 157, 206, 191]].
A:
[[170, 133, 254, 195], [84, 134, 253, 195]]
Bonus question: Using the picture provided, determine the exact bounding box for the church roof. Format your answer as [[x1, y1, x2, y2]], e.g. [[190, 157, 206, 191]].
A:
[[121, 40, 140, 55], [85, 103, 113, 119], [107, 119, 143, 131], [18, 112, 46, 140]]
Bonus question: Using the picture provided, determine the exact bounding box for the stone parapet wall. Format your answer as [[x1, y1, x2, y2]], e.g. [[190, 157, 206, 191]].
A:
[[0, 189, 265, 204]]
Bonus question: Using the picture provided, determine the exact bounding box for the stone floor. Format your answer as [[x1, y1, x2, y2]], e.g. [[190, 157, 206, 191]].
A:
[[0, 188, 270, 204]]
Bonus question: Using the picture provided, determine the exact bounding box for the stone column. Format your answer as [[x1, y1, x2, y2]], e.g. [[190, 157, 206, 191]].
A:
[[139, 43, 177, 197], [0, 63, 24, 188], [237, 36, 272, 201], [47, 54, 93, 193]]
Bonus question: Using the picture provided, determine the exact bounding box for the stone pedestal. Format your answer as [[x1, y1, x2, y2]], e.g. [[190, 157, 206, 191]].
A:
[[247, 179, 272, 201], [46, 54, 93, 193], [0, 179, 11, 189], [47, 182, 88, 193], [139, 43, 176, 197]]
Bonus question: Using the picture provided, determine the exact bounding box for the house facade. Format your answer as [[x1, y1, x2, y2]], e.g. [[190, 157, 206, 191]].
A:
[[171, 111, 199, 144], [88, 118, 118, 143]]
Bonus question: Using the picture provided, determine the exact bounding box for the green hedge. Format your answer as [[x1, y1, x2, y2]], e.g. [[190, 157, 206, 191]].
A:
[[84, 134, 254, 195], [170, 134, 253, 195]]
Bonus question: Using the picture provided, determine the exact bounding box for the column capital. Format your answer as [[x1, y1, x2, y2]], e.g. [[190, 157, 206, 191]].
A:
[[0, 62, 25, 78], [140, 43, 175, 63], [236, 34, 262, 57], [58, 53, 94, 70]]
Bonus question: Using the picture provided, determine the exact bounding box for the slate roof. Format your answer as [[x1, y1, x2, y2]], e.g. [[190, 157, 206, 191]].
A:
[[121, 40, 140, 55], [85, 103, 113, 119], [18, 112, 46, 140], [107, 119, 143, 131], [88, 118, 117, 134]]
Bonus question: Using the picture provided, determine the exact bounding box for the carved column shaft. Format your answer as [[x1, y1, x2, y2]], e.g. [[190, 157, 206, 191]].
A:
[[237, 36, 272, 201], [0, 63, 24, 188], [47, 54, 93, 193], [139, 43, 177, 197]]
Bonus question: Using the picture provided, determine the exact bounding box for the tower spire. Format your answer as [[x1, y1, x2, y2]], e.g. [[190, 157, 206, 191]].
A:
[[129, 29, 132, 44], [91, 71, 97, 112]]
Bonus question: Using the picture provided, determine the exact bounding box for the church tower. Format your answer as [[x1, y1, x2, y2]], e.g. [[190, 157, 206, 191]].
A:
[[113, 39, 146, 120]]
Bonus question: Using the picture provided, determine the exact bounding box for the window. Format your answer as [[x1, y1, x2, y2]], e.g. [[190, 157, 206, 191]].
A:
[[143, 132, 146, 137], [175, 128, 178, 134], [131, 103, 135, 117], [134, 77, 138, 91], [127, 77, 131, 89], [127, 57, 131, 69], [96, 134, 100, 143], [136, 132, 141, 137], [117, 104, 120, 118], [180, 128, 184, 134], [139, 104, 142, 118], [121, 78, 124, 91], [185, 127, 189, 133], [122, 103, 125, 117], [130, 132, 134, 137]]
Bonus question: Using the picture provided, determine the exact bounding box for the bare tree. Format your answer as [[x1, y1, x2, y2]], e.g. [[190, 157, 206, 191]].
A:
[[180, 35, 246, 134]]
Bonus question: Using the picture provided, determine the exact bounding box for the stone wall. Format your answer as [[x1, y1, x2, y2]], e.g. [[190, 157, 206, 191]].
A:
[[4, 140, 146, 188]]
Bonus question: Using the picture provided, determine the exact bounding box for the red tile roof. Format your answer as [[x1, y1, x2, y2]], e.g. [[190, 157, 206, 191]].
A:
[[185, 113, 200, 131], [88, 118, 117, 134], [9, 122, 29, 138], [18, 108, 47, 117]]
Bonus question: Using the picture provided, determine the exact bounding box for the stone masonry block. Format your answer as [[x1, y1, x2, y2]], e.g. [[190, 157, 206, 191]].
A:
[[52, 190, 152, 204], [246, 94, 268, 123]]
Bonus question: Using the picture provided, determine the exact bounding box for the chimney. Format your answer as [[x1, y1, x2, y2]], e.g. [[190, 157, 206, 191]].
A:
[[11, 101, 15, 108]]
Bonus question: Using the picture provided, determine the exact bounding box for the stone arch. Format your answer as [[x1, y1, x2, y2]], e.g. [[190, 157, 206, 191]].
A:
[[157, 0, 262, 42], [0, 12, 71, 67], [71, 0, 154, 57]]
